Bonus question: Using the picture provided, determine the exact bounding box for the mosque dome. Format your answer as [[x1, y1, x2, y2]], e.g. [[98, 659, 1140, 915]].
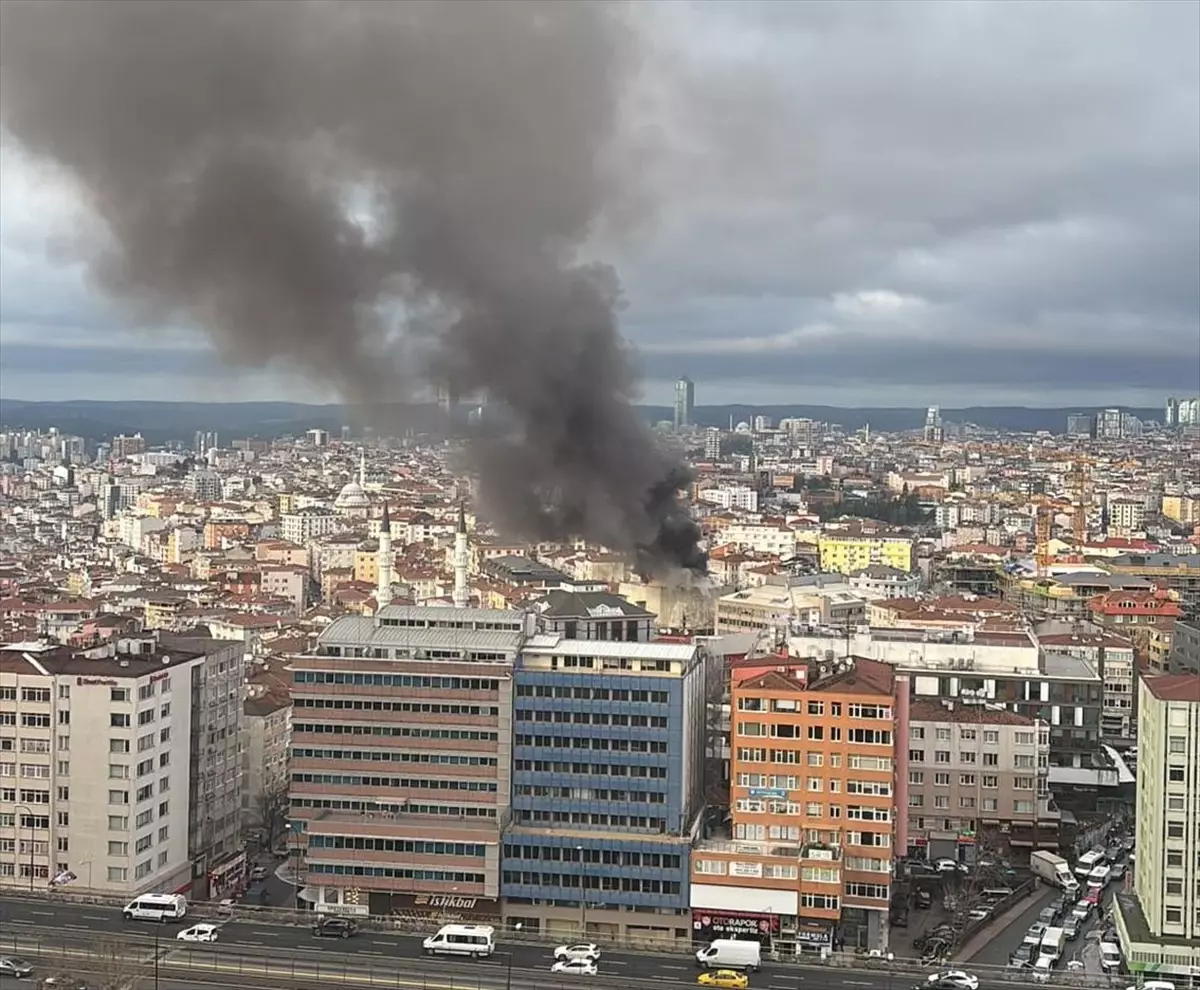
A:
[[334, 479, 369, 511]]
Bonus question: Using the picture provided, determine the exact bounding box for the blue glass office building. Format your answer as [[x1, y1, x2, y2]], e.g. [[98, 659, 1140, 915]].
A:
[[501, 636, 707, 941]]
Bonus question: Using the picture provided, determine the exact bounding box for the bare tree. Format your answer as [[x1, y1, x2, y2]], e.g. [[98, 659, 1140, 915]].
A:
[[257, 783, 289, 849]]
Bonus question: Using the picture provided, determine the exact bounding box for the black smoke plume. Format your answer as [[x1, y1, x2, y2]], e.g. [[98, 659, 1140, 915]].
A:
[[0, 0, 705, 577]]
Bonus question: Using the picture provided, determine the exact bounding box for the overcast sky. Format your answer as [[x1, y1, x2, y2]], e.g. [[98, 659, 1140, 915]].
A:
[[2, 0, 1197, 408]]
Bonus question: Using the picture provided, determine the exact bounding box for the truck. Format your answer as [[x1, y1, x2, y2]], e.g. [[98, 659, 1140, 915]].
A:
[[1031, 850, 1079, 892], [1039, 926, 1065, 963]]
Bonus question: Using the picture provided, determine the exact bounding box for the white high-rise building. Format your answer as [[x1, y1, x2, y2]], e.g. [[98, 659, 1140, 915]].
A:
[[1115, 673, 1200, 979], [0, 638, 205, 896]]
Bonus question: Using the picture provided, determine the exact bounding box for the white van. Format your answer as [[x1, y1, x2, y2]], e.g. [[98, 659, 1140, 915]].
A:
[[695, 939, 762, 972], [1099, 941, 1121, 972], [1031, 955, 1054, 983], [422, 924, 495, 958], [122, 893, 188, 922]]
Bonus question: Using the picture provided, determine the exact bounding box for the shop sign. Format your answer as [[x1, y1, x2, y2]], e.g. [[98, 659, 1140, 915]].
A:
[[794, 922, 832, 945], [748, 788, 786, 800], [692, 910, 779, 944], [414, 895, 482, 911], [729, 861, 763, 878], [76, 676, 118, 686]]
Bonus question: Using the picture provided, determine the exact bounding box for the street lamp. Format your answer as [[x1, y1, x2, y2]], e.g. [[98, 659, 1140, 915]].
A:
[[284, 822, 301, 912], [505, 922, 522, 990], [575, 846, 586, 938], [15, 804, 34, 891]]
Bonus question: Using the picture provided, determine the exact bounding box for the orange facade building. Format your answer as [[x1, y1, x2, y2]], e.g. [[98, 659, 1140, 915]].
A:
[[689, 656, 898, 952]]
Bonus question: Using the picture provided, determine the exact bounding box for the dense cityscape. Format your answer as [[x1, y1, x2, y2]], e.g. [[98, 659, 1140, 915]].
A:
[[0, 389, 1196, 989]]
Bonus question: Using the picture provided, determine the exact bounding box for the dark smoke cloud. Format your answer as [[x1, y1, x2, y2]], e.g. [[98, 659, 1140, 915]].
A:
[[0, 0, 705, 577]]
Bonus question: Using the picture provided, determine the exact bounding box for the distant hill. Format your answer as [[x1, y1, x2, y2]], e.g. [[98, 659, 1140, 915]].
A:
[[0, 397, 1160, 444]]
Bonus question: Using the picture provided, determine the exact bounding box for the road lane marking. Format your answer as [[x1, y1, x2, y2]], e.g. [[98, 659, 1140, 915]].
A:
[[82, 913, 109, 920], [28, 911, 53, 917]]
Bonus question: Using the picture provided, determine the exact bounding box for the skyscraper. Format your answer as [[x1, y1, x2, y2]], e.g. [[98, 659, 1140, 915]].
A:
[[1165, 396, 1179, 427], [673, 377, 695, 431], [922, 406, 943, 442]]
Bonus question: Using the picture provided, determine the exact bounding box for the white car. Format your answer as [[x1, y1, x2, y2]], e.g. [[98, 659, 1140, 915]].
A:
[[1125, 983, 1175, 990], [927, 971, 980, 990], [554, 943, 601, 962], [933, 858, 966, 873], [176, 923, 220, 943], [551, 958, 598, 976]]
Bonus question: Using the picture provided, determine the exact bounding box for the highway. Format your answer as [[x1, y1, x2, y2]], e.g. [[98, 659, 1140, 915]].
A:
[[0, 895, 1118, 990]]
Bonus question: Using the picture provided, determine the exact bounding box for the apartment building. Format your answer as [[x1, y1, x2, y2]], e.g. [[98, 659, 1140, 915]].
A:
[[242, 659, 292, 843], [501, 636, 706, 942], [689, 656, 897, 954], [1114, 674, 1200, 982], [161, 635, 246, 899], [0, 638, 203, 896], [1037, 629, 1136, 742], [788, 626, 1104, 774], [906, 700, 1054, 858], [818, 533, 914, 576], [288, 605, 525, 920]]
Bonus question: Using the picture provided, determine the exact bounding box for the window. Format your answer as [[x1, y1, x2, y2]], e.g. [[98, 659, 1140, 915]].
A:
[[1168, 736, 1186, 754], [108, 841, 128, 856], [159, 727, 171, 744], [111, 688, 129, 702], [909, 794, 923, 807], [110, 739, 129, 754], [1168, 767, 1185, 783], [111, 714, 130, 728], [934, 795, 948, 809], [108, 790, 128, 805], [108, 815, 128, 831], [935, 751, 950, 764], [982, 775, 998, 788], [1166, 878, 1183, 895], [807, 753, 823, 767], [909, 749, 924, 763], [1168, 796, 1185, 811], [109, 765, 128, 779], [934, 773, 949, 786], [1167, 822, 1184, 839], [1165, 908, 1182, 925], [1166, 850, 1183, 867], [959, 751, 976, 764], [982, 752, 998, 767], [107, 867, 127, 882], [908, 771, 924, 785], [1013, 755, 1035, 769], [910, 727, 925, 740], [134, 859, 153, 880], [983, 730, 998, 744], [808, 726, 824, 741]]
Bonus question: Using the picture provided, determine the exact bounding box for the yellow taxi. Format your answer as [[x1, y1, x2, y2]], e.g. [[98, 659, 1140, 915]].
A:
[[697, 971, 749, 989]]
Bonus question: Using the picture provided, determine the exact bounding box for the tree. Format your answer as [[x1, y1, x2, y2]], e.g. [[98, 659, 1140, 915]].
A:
[[66, 936, 149, 989], [257, 783, 289, 848]]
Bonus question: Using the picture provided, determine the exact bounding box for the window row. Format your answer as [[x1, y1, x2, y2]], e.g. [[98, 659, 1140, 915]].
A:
[[516, 711, 668, 728], [514, 735, 668, 754], [504, 845, 680, 868], [308, 836, 486, 857], [291, 748, 497, 768], [290, 773, 497, 792], [501, 872, 680, 894], [515, 760, 666, 779], [516, 686, 669, 703], [295, 672, 501, 691], [294, 699, 499, 717], [295, 723, 498, 742]]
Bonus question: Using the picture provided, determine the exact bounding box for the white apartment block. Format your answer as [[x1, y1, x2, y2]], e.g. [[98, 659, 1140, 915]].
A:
[[0, 638, 204, 896], [281, 507, 339, 545], [1132, 675, 1200, 942]]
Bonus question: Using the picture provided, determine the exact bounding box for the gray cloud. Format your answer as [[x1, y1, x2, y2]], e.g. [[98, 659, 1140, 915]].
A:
[[1, 0, 1198, 406]]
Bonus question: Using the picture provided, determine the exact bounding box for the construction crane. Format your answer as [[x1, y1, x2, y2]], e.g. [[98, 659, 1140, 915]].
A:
[[1068, 458, 1093, 545], [1035, 506, 1054, 578]]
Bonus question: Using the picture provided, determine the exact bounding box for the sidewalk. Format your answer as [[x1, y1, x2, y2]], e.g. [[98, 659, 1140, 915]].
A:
[[956, 886, 1053, 962]]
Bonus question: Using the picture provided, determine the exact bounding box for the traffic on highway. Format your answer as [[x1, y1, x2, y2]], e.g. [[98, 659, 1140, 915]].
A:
[[0, 892, 1147, 990]]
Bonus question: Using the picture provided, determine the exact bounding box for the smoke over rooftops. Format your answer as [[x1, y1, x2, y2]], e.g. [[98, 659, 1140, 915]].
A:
[[0, 0, 705, 578]]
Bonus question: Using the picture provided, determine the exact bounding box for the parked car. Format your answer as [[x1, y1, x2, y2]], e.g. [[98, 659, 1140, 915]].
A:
[[249, 866, 269, 881], [924, 973, 980, 990]]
